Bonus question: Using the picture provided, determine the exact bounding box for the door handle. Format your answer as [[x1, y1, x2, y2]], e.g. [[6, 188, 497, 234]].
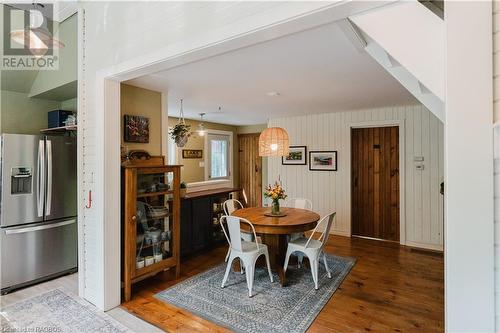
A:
[[4, 219, 76, 235], [46, 140, 52, 216], [37, 140, 44, 217], [12, 174, 31, 178]]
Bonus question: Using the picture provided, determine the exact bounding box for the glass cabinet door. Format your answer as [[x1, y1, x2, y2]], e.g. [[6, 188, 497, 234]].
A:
[[135, 171, 175, 270]]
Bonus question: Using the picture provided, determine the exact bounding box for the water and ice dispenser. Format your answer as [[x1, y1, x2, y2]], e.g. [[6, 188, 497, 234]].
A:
[[11, 167, 32, 194]]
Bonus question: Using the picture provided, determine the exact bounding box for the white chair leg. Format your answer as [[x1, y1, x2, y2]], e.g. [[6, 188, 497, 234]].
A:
[[264, 252, 274, 283], [240, 259, 245, 274], [323, 252, 332, 278], [309, 256, 319, 290], [283, 248, 293, 273], [245, 263, 255, 297], [297, 253, 304, 268], [225, 246, 231, 262], [221, 256, 233, 288]]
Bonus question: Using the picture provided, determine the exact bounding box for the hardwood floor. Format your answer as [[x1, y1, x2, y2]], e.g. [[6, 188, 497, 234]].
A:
[[122, 236, 444, 332]]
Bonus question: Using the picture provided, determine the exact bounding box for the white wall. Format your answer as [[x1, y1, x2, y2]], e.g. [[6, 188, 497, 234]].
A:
[[446, 1, 494, 331], [268, 104, 443, 250], [494, 1, 500, 330]]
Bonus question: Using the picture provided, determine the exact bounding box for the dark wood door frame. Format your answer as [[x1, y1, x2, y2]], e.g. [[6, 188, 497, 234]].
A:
[[349, 122, 405, 245]]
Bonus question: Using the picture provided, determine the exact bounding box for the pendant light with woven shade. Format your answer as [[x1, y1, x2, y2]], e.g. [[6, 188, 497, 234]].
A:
[[259, 127, 290, 157]]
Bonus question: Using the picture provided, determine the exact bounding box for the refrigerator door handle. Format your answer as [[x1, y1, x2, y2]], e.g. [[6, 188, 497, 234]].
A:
[[37, 140, 44, 217], [46, 140, 52, 216], [4, 219, 76, 235]]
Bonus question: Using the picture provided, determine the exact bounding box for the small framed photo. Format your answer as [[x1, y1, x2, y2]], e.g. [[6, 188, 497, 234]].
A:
[[124, 115, 149, 143], [282, 146, 307, 165], [309, 151, 337, 171], [182, 149, 203, 159]]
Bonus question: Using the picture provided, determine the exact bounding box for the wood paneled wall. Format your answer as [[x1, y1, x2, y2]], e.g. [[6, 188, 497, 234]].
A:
[[268, 104, 444, 250]]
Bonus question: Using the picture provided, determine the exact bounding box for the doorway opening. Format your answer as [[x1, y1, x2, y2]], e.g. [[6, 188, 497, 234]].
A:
[[351, 126, 400, 242], [238, 133, 262, 207]]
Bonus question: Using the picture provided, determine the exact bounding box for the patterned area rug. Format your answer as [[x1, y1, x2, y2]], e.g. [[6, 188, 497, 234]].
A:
[[0, 289, 133, 333], [156, 254, 355, 333]]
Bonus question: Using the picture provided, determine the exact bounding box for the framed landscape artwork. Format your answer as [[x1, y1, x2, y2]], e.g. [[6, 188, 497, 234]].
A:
[[124, 115, 150, 143], [282, 146, 307, 165], [309, 151, 337, 171]]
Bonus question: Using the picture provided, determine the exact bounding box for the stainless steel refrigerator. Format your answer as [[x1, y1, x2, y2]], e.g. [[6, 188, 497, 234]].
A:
[[0, 134, 77, 294]]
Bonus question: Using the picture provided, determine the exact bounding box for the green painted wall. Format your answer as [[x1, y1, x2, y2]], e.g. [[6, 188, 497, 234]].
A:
[[1, 90, 60, 134], [60, 97, 77, 112]]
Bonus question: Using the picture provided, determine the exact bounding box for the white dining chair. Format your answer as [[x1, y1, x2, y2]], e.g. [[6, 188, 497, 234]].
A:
[[285, 198, 313, 211], [222, 199, 254, 264], [283, 212, 336, 290], [285, 198, 313, 266], [220, 215, 274, 297]]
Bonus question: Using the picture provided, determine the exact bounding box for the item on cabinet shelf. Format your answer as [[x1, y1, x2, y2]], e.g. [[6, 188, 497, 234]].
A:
[[48, 110, 75, 128], [154, 253, 163, 263], [144, 229, 162, 245], [129, 150, 151, 161], [136, 257, 145, 269], [124, 115, 150, 143], [161, 230, 172, 242], [63, 114, 77, 126], [145, 256, 155, 266], [309, 151, 338, 171], [180, 182, 187, 198], [156, 183, 168, 191], [147, 206, 169, 219]]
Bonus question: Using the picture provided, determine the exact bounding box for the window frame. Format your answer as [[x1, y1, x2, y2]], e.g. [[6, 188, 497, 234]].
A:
[[204, 129, 233, 184]]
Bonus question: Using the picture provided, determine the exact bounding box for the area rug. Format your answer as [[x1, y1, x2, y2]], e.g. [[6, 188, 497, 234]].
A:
[[0, 289, 133, 333], [155, 254, 355, 333]]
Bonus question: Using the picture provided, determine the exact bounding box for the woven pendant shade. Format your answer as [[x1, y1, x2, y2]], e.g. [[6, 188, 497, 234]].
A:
[[259, 127, 290, 156]]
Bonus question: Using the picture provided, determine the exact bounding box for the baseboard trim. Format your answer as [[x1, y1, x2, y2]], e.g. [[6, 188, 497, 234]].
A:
[[404, 241, 443, 252]]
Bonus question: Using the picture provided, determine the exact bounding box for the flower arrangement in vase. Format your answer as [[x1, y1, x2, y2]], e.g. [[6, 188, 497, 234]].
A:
[[264, 181, 287, 216]]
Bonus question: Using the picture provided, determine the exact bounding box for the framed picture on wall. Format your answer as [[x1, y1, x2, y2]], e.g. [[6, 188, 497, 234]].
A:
[[182, 149, 203, 159], [282, 146, 307, 165], [309, 151, 337, 171], [124, 115, 149, 143]]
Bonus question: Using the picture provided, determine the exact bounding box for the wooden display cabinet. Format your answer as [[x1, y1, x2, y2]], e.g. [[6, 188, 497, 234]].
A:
[[122, 159, 181, 302]]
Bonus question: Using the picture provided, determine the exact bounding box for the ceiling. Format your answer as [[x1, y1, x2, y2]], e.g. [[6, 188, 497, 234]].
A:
[[126, 21, 416, 126]]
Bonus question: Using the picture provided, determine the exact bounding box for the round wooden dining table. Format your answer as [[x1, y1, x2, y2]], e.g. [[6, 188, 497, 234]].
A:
[[232, 207, 320, 286]]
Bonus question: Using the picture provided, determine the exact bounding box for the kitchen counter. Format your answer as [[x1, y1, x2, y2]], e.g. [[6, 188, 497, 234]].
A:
[[182, 187, 241, 200]]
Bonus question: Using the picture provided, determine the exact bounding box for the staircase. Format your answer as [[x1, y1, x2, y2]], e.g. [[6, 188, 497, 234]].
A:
[[349, 1, 445, 122]]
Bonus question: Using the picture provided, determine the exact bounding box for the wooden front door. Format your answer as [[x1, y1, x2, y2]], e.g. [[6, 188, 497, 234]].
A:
[[238, 133, 262, 207], [351, 126, 400, 241]]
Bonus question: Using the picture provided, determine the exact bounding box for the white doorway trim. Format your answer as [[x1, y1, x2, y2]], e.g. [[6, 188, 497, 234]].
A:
[[88, 1, 391, 311], [347, 120, 406, 246]]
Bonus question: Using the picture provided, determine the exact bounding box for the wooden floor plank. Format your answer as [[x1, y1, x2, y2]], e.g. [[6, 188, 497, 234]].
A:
[[121, 236, 444, 332]]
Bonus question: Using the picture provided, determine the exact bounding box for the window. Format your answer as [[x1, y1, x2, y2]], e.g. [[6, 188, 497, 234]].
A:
[[207, 133, 230, 180]]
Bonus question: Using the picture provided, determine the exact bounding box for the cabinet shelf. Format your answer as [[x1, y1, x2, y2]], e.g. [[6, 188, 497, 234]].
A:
[[137, 190, 173, 198], [40, 125, 77, 133]]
